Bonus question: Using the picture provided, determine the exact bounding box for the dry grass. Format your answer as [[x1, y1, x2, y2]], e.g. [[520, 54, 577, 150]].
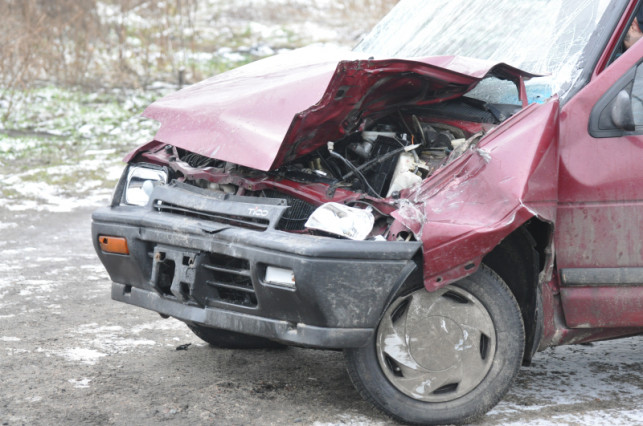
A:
[[0, 0, 398, 122]]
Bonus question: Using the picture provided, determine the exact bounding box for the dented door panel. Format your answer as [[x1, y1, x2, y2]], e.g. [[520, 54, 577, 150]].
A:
[[556, 37, 643, 328]]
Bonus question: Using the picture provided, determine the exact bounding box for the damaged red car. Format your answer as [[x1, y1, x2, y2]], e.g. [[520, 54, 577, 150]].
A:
[[92, 0, 643, 424]]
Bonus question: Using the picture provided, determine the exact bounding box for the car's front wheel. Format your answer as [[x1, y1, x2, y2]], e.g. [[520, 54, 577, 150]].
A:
[[345, 266, 525, 425]]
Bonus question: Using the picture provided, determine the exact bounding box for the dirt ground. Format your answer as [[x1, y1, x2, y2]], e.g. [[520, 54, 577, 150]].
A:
[[0, 205, 641, 425]]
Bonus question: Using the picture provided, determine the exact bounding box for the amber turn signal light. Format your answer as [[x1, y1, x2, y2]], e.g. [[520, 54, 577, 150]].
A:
[[98, 236, 129, 255]]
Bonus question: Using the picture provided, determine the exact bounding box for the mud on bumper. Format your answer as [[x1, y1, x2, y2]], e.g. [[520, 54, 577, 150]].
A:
[[92, 185, 421, 348]]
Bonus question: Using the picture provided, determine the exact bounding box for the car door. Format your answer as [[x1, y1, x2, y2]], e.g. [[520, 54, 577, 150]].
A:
[[556, 26, 643, 329]]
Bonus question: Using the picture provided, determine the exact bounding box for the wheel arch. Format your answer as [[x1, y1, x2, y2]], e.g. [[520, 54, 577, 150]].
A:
[[482, 218, 553, 363]]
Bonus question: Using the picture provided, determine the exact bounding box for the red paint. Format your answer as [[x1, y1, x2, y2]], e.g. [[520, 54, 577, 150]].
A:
[[560, 286, 643, 328], [540, 274, 641, 348]]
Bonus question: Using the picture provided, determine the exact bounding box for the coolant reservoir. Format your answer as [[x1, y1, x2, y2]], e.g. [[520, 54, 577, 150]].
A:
[[362, 131, 397, 142], [386, 152, 422, 197]]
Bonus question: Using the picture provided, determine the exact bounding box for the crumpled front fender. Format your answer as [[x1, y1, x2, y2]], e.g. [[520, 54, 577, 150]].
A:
[[393, 98, 560, 291]]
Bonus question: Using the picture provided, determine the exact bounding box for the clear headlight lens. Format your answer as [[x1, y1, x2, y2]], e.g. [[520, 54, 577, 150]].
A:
[[304, 202, 374, 240], [124, 164, 168, 206]]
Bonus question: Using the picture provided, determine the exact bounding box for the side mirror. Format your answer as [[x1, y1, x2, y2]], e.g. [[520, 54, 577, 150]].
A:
[[610, 90, 635, 131]]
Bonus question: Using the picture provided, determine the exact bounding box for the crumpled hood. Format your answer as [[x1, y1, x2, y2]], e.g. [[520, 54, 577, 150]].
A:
[[141, 45, 536, 171]]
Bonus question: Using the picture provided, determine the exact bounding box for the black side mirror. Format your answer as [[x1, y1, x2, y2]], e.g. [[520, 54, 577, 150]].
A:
[[611, 90, 635, 131]]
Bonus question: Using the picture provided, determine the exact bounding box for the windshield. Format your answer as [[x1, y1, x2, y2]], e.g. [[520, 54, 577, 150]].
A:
[[355, 0, 618, 104]]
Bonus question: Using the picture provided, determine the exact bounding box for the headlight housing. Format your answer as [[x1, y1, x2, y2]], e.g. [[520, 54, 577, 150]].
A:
[[304, 202, 374, 240], [123, 164, 168, 206]]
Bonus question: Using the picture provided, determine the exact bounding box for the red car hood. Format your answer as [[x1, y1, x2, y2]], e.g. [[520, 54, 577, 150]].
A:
[[140, 46, 535, 171]]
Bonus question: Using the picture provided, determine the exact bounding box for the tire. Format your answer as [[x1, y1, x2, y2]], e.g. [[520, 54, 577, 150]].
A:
[[344, 266, 525, 425], [186, 322, 286, 349]]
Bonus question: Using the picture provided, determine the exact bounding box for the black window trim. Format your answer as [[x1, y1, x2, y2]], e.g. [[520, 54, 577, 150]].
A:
[[589, 61, 643, 138]]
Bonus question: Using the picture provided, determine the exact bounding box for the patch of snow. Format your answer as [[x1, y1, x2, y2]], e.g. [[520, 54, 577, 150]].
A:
[[68, 322, 159, 359], [131, 319, 189, 334], [75, 323, 124, 334], [313, 414, 387, 426], [60, 348, 107, 365], [68, 378, 92, 389], [551, 408, 643, 424]]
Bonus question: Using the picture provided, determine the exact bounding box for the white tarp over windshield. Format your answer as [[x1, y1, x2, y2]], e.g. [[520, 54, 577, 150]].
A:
[[356, 0, 612, 100]]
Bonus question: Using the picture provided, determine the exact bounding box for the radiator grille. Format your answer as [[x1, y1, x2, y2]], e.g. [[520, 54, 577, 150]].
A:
[[154, 201, 269, 231], [261, 190, 316, 231]]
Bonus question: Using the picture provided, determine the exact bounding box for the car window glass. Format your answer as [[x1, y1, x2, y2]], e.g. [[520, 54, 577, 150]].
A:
[[466, 77, 520, 105], [355, 0, 616, 102], [609, 4, 643, 66]]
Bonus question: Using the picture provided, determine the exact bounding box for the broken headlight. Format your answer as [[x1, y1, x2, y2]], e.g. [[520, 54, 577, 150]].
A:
[[304, 202, 374, 240], [124, 164, 168, 206]]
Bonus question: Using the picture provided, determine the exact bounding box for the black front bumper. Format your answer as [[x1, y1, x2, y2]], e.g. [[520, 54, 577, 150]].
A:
[[92, 184, 421, 348]]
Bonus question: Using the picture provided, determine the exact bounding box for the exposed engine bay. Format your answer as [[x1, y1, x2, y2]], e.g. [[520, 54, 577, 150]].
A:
[[279, 118, 474, 199], [137, 100, 520, 241]]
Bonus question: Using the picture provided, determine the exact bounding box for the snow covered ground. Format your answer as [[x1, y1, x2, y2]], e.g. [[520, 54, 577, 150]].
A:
[[0, 0, 394, 212], [0, 85, 166, 211], [484, 338, 643, 425]]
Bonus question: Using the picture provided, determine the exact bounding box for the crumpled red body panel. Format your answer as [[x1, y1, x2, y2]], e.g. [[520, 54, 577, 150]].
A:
[[392, 98, 560, 290], [137, 46, 536, 171]]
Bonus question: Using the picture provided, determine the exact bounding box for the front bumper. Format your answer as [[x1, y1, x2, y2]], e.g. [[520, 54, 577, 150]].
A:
[[92, 183, 421, 348]]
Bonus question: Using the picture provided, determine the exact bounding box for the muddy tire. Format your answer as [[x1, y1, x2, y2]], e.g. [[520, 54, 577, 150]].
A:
[[344, 266, 525, 425], [186, 323, 285, 349]]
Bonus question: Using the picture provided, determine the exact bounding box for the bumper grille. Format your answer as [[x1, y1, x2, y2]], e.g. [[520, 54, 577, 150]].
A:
[[152, 246, 258, 308], [202, 253, 257, 307]]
